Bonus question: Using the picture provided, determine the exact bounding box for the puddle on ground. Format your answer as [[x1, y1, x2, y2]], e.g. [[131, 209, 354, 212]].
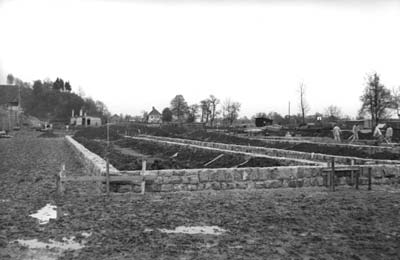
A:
[[150, 226, 227, 235], [13, 233, 91, 260], [29, 204, 57, 224], [81, 232, 92, 238], [16, 237, 84, 250]]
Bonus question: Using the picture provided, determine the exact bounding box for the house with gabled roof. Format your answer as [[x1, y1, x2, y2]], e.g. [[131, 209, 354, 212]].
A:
[[148, 107, 161, 123], [0, 85, 22, 130]]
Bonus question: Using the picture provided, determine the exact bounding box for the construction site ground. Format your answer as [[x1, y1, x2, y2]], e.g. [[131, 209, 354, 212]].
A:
[[1, 130, 400, 259]]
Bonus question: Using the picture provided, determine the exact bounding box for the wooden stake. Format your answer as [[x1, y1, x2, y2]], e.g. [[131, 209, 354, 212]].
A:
[[368, 167, 372, 190], [141, 160, 146, 195], [106, 120, 110, 196], [106, 158, 110, 196], [350, 160, 354, 186], [355, 167, 360, 190], [331, 158, 335, 191], [57, 164, 65, 196], [325, 162, 330, 187]]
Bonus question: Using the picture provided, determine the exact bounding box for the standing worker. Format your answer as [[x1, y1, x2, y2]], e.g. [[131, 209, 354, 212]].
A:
[[373, 124, 383, 145], [332, 125, 342, 142], [385, 124, 393, 143], [350, 123, 360, 143]]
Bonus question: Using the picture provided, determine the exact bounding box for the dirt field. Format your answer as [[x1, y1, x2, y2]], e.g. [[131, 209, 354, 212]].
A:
[[1, 130, 400, 259]]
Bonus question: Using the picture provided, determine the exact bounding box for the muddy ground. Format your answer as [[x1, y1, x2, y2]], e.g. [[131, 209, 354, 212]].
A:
[[1, 130, 400, 259]]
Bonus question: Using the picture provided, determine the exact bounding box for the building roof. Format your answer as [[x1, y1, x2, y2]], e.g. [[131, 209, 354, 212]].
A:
[[148, 107, 161, 116], [0, 85, 19, 106]]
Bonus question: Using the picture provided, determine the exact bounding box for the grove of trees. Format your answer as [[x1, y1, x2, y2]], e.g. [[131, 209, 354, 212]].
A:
[[359, 73, 395, 128], [6, 74, 110, 123]]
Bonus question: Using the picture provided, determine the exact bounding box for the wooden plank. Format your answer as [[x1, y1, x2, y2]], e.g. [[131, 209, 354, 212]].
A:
[[204, 154, 224, 166], [62, 175, 143, 183], [322, 166, 360, 172]]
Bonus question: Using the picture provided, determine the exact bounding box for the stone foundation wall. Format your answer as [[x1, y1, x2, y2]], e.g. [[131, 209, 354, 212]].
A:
[[246, 136, 400, 156], [65, 135, 120, 179], [138, 135, 400, 165], [67, 135, 400, 193], [119, 164, 400, 193]]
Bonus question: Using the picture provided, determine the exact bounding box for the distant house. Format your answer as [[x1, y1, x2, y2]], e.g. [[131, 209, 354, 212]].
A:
[[70, 109, 102, 127], [110, 114, 122, 124], [148, 107, 161, 123], [0, 85, 23, 131]]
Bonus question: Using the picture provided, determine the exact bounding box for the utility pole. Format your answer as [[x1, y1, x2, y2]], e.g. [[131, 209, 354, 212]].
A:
[[288, 101, 291, 128], [17, 84, 21, 128], [106, 118, 110, 196]]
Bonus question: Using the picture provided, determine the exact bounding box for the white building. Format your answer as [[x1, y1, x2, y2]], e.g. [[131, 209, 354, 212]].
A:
[[70, 109, 102, 127]]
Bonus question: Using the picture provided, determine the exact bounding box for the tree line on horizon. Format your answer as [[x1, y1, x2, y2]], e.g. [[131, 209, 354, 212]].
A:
[[141, 94, 242, 127], [138, 72, 400, 128], [5, 71, 399, 128], [5, 74, 110, 123]]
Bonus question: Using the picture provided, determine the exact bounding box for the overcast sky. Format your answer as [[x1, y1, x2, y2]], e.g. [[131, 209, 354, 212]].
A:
[[1, 0, 399, 118]]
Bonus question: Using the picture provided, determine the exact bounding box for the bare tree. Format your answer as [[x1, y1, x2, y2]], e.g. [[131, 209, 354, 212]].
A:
[[359, 73, 394, 128], [209, 95, 220, 127], [298, 82, 310, 124], [187, 104, 199, 123], [392, 86, 400, 118], [222, 99, 241, 126], [254, 112, 267, 118], [324, 105, 342, 120], [200, 99, 211, 123]]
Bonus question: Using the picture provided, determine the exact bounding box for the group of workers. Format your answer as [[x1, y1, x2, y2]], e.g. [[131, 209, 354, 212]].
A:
[[332, 123, 393, 144]]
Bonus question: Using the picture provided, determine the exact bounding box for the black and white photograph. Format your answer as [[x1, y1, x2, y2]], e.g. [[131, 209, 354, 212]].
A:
[[1, 0, 400, 259]]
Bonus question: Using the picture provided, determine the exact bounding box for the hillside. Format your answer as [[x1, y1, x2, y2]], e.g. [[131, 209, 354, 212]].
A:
[[1, 79, 109, 124]]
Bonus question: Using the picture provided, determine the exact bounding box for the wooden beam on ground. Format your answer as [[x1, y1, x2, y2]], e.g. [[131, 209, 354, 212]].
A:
[[322, 166, 360, 172], [204, 154, 224, 166], [231, 158, 251, 168], [62, 175, 144, 184]]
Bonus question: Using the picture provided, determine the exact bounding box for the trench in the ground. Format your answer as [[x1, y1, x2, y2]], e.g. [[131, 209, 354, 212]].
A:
[[72, 136, 309, 171]]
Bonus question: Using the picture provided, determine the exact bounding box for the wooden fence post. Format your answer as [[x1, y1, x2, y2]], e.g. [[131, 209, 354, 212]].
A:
[[331, 158, 335, 191], [350, 160, 354, 186], [106, 120, 110, 196], [106, 158, 110, 196], [57, 164, 65, 196], [368, 167, 372, 190], [141, 160, 146, 195], [356, 167, 360, 190], [325, 162, 330, 187]]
